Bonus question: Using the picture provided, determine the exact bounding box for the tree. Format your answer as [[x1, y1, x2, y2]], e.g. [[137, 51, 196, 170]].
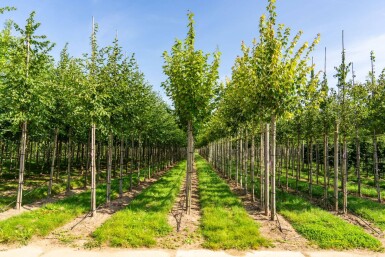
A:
[[162, 12, 220, 214], [3, 12, 54, 209]]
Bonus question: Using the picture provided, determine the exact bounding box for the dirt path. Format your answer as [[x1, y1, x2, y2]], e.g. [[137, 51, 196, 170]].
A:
[[158, 166, 203, 249], [0, 189, 83, 222]]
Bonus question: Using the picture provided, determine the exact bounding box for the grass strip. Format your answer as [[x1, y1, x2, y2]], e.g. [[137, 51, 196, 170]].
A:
[[0, 166, 155, 245], [281, 175, 385, 232], [196, 155, 270, 250], [276, 189, 382, 251], [91, 161, 186, 248]]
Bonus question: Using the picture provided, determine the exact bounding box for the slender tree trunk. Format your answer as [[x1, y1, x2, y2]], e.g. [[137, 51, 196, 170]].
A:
[[334, 122, 339, 212], [107, 133, 113, 203], [119, 138, 124, 197], [296, 131, 300, 192], [90, 123, 97, 217], [186, 120, 194, 214], [316, 142, 319, 184], [270, 116, 276, 221], [240, 132, 243, 188], [342, 137, 347, 213], [130, 138, 134, 191], [373, 130, 381, 203], [264, 123, 270, 216], [251, 133, 255, 202], [16, 121, 27, 210], [48, 128, 58, 196], [236, 134, 239, 187], [260, 128, 264, 209], [285, 141, 289, 191], [0, 142, 4, 174], [137, 135, 142, 185], [309, 139, 313, 198], [356, 131, 361, 197], [66, 128, 72, 193], [324, 132, 328, 206], [244, 130, 248, 195]]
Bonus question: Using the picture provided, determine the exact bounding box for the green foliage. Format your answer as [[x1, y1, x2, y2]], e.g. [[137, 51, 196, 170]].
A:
[[92, 161, 186, 247], [196, 155, 270, 250], [162, 12, 220, 127]]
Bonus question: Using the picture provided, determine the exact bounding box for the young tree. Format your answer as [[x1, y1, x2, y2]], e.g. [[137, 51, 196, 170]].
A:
[[162, 12, 220, 214], [3, 12, 54, 209]]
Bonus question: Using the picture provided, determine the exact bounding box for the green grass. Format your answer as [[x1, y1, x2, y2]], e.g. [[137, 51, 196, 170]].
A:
[[209, 155, 382, 250], [91, 161, 186, 248], [196, 155, 270, 250], [0, 166, 158, 245], [279, 165, 385, 200], [280, 175, 385, 232], [0, 176, 87, 212], [276, 189, 382, 251]]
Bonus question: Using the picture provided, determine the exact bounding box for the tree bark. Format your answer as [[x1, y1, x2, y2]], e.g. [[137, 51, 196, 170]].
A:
[[264, 123, 270, 216], [119, 137, 124, 197], [107, 133, 113, 203], [334, 122, 339, 212], [270, 115, 276, 221], [251, 133, 255, 202], [373, 130, 381, 203], [186, 120, 194, 214], [324, 132, 328, 206], [90, 123, 96, 217], [48, 128, 58, 196], [66, 128, 72, 194], [356, 132, 361, 197], [16, 121, 27, 210], [342, 137, 347, 213]]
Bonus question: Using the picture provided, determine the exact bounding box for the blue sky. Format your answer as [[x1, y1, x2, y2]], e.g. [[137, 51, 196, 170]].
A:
[[1, 0, 385, 103]]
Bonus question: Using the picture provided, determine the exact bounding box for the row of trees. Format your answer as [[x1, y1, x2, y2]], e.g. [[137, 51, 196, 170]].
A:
[[0, 8, 186, 215], [197, 0, 385, 218]]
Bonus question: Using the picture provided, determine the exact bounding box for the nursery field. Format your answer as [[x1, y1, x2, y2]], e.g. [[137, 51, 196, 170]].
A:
[[1, 0, 385, 256]]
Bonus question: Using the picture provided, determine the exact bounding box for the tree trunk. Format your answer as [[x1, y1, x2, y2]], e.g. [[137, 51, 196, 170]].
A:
[[107, 133, 113, 203], [324, 132, 328, 206], [119, 137, 124, 197], [260, 127, 264, 209], [356, 132, 361, 197], [244, 130, 248, 195], [90, 123, 97, 217], [48, 128, 58, 196], [270, 115, 276, 221], [264, 123, 270, 216], [373, 130, 381, 203], [66, 128, 72, 193], [334, 122, 339, 212], [16, 121, 27, 210], [309, 139, 313, 198], [342, 137, 347, 213], [130, 138, 134, 191], [251, 133, 255, 202], [186, 120, 194, 214]]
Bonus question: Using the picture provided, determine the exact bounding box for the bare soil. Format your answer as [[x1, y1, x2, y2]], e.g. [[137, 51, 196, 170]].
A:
[[158, 165, 203, 249]]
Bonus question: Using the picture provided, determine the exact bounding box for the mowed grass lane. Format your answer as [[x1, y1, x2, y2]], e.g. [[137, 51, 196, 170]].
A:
[[0, 166, 160, 245], [196, 155, 270, 250], [91, 161, 186, 247]]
